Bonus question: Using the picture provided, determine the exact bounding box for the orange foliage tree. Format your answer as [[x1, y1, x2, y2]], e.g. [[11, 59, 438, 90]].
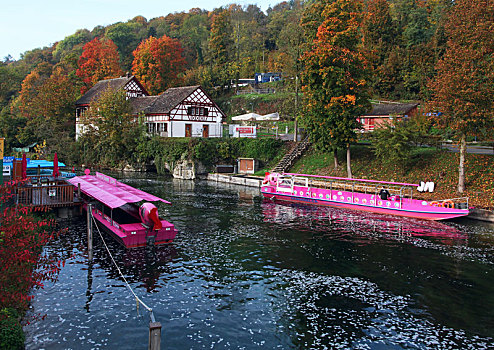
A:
[[301, 0, 371, 177], [11, 62, 79, 153], [428, 0, 494, 193], [131, 35, 186, 95], [76, 37, 123, 94], [13, 62, 53, 119]]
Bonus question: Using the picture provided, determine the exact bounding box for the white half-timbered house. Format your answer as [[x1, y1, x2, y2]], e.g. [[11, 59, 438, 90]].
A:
[[75, 76, 225, 139], [134, 85, 225, 138]]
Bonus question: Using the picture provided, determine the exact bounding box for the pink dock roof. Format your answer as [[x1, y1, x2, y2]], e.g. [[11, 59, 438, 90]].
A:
[[68, 172, 171, 209]]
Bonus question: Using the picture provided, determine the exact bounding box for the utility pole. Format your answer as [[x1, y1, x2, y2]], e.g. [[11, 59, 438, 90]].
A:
[[294, 76, 299, 142]]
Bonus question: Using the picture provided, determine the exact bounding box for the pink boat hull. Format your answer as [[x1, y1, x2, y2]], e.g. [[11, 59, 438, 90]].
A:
[[261, 185, 469, 221], [89, 206, 177, 248]]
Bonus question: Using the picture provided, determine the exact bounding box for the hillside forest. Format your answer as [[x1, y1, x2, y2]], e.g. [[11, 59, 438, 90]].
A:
[[0, 0, 492, 188]]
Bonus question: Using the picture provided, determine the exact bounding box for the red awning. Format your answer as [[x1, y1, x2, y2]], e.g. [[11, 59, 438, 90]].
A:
[[68, 172, 171, 209]]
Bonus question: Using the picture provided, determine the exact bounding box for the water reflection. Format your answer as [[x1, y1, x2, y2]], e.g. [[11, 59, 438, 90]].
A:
[[262, 201, 468, 244]]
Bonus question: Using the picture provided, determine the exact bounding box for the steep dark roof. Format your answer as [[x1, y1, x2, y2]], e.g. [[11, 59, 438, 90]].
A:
[[75, 76, 134, 105], [366, 103, 419, 117], [140, 86, 200, 114], [130, 96, 159, 114]]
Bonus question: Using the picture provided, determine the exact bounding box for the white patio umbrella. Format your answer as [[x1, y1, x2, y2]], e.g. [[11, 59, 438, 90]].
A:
[[231, 112, 262, 121], [257, 112, 280, 121]]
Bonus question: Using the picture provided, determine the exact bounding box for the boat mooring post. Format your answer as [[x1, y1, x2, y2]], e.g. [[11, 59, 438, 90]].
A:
[[87, 203, 93, 261], [148, 321, 161, 350]]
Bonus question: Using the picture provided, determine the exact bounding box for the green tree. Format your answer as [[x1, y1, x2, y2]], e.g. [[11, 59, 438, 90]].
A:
[[208, 8, 235, 90], [78, 88, 145, 168], [180, 11, 209, 66], [362, 0, 397, 97], [0, 110, 27, 150], [277, 7, 305, 141], [105, 22, 142, 70], [53, 29, 92, 60], [371, 120, 414, 172], [0, 62, 24, 110], [428, 0, 494, 193], [301, 0, 371, 177], [208, 8, 234, 65]]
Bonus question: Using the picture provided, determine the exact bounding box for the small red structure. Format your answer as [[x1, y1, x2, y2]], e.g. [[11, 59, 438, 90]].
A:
[[237, 158, 258, 174], [358, 102, 419, 132]]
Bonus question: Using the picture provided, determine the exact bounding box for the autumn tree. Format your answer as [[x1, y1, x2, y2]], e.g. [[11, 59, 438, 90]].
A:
[[76, 37, 123, 94], [301, 0, 371, 177], [12, 62, 53, 120], [428, 0, 494, 193], [10, 61, 79, 158], [132, 35, 186, 95]]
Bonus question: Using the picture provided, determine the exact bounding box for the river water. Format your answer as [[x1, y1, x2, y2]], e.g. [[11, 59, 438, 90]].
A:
[[24, 174, 494, 349]]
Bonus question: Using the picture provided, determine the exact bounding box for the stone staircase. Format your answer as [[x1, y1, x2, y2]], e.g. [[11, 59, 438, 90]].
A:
[[272, 137, 311, 173]]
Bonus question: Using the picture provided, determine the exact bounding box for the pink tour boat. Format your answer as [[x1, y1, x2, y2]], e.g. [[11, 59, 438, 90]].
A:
[[261, 172, 469, 221], [68, 172, 177, 248]]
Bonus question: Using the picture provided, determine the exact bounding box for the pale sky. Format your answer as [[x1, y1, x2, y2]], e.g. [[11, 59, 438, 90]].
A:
[[0, 0, 276, 60]]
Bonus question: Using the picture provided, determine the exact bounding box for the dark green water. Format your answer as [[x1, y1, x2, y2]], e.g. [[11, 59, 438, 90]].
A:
[[24, 174, 494, 349]]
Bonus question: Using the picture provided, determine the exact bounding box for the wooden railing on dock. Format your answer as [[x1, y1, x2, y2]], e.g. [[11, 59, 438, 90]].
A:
[[15, 182, 77, 208]]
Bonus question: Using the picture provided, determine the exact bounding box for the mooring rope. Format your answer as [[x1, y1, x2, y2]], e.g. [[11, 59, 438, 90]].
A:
[[90, 213, 156, 323]]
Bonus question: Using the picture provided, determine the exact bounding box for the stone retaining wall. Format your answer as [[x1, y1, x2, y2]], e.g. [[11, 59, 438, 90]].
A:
[[207, 173, 262, 188], [468, 208, 494, 223]]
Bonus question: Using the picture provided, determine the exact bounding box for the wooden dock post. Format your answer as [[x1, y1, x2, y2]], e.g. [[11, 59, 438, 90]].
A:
[[148, 322, 161, 350], [87, 203, 93, 261]]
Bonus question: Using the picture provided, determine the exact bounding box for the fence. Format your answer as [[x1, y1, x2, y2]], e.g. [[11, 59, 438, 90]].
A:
[[236, 88, 276, 95], [15, 182, 75, 208]]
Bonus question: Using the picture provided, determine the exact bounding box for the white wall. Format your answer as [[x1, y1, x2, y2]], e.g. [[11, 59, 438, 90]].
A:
[[170, 121, 222, 138]]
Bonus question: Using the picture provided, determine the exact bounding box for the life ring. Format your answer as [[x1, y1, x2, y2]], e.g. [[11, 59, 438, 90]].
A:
[[429, 201, 440, 207], [442, 200, 454, 208]]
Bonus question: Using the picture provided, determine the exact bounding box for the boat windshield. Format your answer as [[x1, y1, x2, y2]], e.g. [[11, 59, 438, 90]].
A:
[[277, 176, 293, 187]]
